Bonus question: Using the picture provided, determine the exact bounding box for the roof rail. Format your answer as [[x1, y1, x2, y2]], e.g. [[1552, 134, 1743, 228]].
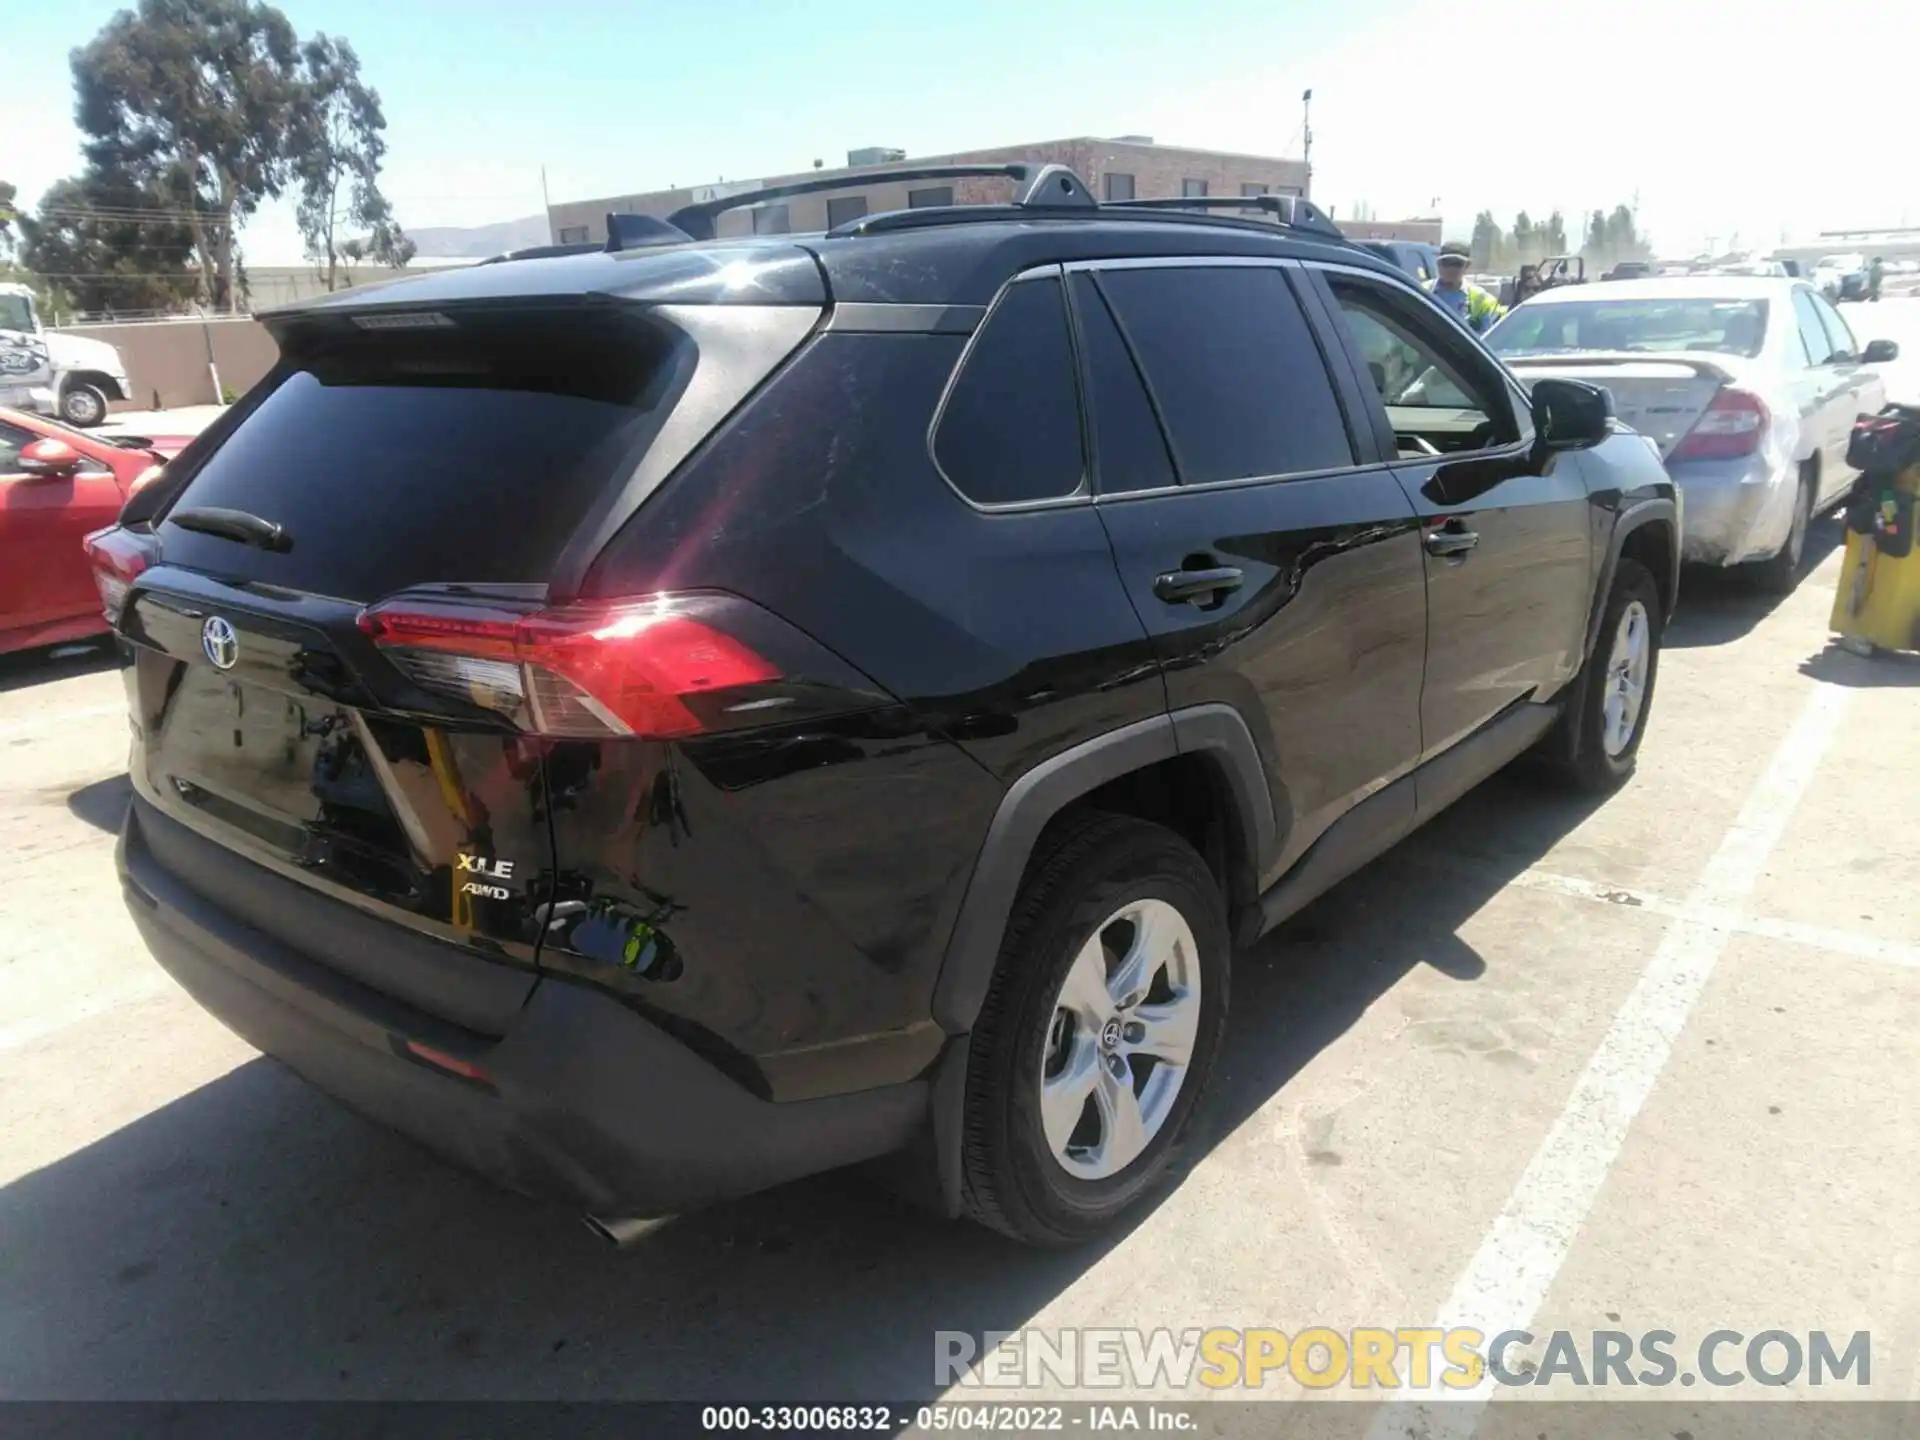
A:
[[479, 240, 602, 265], [1112, 194, 1346, 243], [667, 162, 1095, 239]]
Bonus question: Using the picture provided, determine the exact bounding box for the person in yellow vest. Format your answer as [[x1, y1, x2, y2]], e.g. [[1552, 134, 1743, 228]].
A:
[[1425, 242, 1507, 334], [1832, 407, 1920, 657]]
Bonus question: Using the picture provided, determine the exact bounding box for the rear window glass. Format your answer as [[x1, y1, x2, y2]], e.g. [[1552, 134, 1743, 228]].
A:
[[158, 311, 680, 600], [1489, 298, 1769, 359]]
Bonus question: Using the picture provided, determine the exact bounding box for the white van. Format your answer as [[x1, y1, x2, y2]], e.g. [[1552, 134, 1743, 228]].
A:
[[0, 283, 134, 426]]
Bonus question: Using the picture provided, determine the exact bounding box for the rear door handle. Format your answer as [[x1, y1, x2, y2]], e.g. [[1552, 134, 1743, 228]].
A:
[[1153, 566, 1244, 605], [1424, 523, 1480, 558]]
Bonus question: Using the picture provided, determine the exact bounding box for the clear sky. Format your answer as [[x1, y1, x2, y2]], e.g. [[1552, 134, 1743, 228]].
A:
[[4, 0, 1917, 265]]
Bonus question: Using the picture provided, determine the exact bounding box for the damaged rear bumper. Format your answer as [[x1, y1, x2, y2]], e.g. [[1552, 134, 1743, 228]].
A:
[[1670, 454, 1798, 567], [118, 800, 928, 1218]]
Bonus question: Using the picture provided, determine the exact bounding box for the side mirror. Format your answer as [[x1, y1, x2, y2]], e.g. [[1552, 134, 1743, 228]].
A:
[[1864, 339, 1900, 364], [17, 438, 82, 477], [1531, 377, 1613, 450]]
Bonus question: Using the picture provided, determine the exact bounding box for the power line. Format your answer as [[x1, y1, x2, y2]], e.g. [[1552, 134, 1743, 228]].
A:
[[36, 207, 222, 225]]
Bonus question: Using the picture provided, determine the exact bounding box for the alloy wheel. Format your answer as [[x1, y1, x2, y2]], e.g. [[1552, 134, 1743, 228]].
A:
[[1039, 897, 1201, 1180], [62, 388, 105, 427], [1601, 599, 1652, 758]]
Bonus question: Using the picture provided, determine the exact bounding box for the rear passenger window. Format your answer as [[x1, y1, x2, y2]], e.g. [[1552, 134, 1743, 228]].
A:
[[1071, 273, 1176, 493], [1793, 289, 1834, 366], [934, 276, 1085, 504], [1813, 293, 1858, 360], [1097, 266, 1354, 485]]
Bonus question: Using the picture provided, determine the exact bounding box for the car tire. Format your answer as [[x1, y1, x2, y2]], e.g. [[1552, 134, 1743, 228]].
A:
[[1751, 466, 1814, 595], [60, 382, 109, 428], [1548, 557, 1663, 793], [960, 812, 1229, 1247]]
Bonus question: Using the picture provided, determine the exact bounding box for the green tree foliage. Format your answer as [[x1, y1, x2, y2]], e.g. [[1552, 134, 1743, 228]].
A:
[[0, 180, 17, 260], [19, 171, 201, 316], [1571, 205, 1655, 274], [1465, 204, 1650, 280], [295, 34, 412, 290], [73, 0, 304, 309], [1470, 210, 1504, 272], [1605, 205, 1649, 258], [1542, 210, 1569, 257]]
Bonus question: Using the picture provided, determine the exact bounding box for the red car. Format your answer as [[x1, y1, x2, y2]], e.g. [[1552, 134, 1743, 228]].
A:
[[0, 407, 187, 655]]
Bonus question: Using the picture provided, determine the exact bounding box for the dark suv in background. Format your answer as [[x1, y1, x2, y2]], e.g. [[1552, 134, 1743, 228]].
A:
[[91, 164, 1678, 1247]]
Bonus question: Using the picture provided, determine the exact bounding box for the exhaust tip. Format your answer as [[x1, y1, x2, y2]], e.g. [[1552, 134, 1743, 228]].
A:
[[583, 1213, 654, 1248]]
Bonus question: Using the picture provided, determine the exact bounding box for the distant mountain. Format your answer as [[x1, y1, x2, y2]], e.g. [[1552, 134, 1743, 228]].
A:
[[404, 215, 550, 258]]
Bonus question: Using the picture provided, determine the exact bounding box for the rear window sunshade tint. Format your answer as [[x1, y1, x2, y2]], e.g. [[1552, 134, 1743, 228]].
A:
[[156, 309, 685, 601]]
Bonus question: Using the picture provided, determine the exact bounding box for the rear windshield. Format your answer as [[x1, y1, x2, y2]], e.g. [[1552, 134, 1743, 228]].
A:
[[157, 309, 683, 599], [1489, 298, 1769, 359]]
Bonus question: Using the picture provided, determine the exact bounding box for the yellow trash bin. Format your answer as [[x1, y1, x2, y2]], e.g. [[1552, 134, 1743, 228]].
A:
[[1831, 461, 1920, 655]]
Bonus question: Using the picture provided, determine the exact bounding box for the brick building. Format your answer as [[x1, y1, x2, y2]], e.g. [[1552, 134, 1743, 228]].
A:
[[547, 136, 1319, 244]]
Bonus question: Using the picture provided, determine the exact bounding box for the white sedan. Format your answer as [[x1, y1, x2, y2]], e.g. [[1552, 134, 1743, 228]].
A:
[[1486, 276, 1895, 591]]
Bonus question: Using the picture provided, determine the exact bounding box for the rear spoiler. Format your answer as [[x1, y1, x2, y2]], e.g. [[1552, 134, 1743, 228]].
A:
[[1500, 352, 1737, 384]]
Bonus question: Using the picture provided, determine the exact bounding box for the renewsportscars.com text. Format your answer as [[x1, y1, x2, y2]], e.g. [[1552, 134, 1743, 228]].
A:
[[937, 1327, 1872, 1391]]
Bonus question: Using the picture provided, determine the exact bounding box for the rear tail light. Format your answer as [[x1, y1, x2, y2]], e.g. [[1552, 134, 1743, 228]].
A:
[[357, 590, 874, 740], [83, 525, 157, 624], [1671, 387, 1769, 461], [401, 1039, 492, 1085]]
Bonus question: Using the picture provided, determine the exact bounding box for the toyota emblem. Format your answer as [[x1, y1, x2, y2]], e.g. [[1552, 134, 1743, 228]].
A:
[[201, 616, 239, 670]]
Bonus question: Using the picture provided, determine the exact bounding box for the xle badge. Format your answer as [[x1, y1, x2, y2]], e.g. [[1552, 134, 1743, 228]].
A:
[[456, 853, 515, 901]]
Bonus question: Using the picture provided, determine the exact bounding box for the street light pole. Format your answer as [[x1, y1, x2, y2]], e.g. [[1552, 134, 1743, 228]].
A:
[[1302, 89, 1314, 197]]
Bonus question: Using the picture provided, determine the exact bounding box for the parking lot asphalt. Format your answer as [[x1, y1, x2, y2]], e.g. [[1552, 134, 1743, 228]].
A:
[[3, 304, 1918, 1424]]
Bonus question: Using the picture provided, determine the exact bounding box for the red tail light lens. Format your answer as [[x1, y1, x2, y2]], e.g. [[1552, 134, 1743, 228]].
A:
[[357, 592, 786, 739], [83, 525, 156, 624], [1671, 387, 1769, 461], [402, 1040, 492, 1085]]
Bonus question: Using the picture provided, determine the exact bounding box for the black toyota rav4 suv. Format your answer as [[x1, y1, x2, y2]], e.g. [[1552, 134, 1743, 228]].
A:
[[93, 165, 1678, 1247]]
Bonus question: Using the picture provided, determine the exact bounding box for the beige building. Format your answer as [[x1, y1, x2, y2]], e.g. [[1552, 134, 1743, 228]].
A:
[[547, 136, 1318, 245]]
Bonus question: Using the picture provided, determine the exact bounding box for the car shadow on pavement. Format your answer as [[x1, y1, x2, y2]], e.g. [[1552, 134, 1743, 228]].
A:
[[67, 773, 132, 833], [1199, 765, 1602, 1164], [0, 769, 1603, 1404], [1662, 516, 1845, 650], [1799, 641, 1920, 686], [0, 639, 120, 695]]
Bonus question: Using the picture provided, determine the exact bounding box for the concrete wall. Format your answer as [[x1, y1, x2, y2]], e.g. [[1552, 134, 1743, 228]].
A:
[[53, 317, 280, 412], [242, 258, 479, 309]]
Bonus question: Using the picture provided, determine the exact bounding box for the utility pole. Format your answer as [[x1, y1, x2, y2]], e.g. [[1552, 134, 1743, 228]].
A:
[[1301, 89, 1314, 198]]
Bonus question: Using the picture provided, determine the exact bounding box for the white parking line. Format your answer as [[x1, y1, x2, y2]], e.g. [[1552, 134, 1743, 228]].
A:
[[1369, 683, 1851, 1439], [1507, 870, 1920, 970]]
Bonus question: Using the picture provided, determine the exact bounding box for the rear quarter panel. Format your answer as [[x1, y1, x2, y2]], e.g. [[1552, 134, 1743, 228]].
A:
[[558, 332, 1167, 1097]]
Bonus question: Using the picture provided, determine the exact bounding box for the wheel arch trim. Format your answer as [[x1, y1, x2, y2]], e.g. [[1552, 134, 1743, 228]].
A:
[[1586, 497, 1679, 662], [930, 705, 1275, 1037], [60, 370, 127, 402]]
